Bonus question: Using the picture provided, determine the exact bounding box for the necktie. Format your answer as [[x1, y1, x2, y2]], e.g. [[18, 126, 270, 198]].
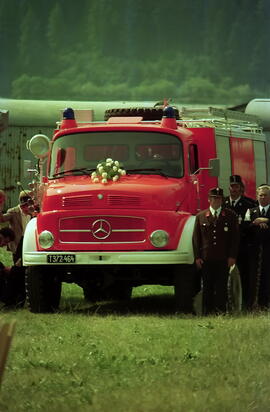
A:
[[231, 200, 235, 207], [261, 208, 265, 216]]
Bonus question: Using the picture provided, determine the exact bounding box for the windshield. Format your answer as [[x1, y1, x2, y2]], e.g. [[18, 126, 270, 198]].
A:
[[49, 131, 184, 178]]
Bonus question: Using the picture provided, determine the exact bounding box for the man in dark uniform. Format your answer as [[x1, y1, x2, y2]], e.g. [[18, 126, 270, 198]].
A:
[[224, 175, 256, 223], [193, 187, 239, 315], [245, 185, 270, 310], [0, 227, 26, 307], [223, 175, 256, 308]]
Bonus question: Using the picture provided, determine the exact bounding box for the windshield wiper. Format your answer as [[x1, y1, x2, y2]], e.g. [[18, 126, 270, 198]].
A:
[[126, 168, 168, 177], [52, 168, 96, 178]]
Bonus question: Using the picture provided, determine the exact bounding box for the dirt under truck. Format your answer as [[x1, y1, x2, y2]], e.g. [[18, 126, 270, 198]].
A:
[[23, 104, 267, 313]]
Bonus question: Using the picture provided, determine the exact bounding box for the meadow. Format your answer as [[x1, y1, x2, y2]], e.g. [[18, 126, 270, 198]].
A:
[[0, 284, 270, 412]]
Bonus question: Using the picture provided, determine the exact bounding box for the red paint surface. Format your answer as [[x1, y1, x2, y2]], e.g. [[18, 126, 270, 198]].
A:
[[230, 137, 255, 198]]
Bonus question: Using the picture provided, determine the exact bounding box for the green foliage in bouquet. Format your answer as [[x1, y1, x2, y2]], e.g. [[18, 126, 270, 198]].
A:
[[91, 158, 126, 184]]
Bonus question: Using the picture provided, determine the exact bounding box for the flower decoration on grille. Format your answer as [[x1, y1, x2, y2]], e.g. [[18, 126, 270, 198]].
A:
[[91, 158, 126, 184]]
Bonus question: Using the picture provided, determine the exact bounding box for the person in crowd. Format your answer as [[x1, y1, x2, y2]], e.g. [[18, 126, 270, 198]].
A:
[[193, 187, 239, 315], [223, 175, 256, 222], [0, 227, 26, 307], [0, 190, 33, 257], [223, 175, 256, 308], [244, 185, 270, 310]]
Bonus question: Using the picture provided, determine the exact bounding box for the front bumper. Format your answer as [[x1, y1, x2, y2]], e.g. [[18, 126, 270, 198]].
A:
[[23, 250, 193, 266]]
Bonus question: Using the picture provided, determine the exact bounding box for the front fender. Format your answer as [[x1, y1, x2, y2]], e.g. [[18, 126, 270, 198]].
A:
[[23, 217, 37, 265], [176, 215, 196, 264]]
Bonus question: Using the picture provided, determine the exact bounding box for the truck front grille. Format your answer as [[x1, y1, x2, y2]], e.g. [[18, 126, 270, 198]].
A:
[[62, 195, 93, 207], [59, 215, 146, 243], [107, 195, 141, 207]]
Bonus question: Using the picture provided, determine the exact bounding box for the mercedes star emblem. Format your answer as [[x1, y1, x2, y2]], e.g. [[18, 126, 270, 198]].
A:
[[92, 219, 111, 239]]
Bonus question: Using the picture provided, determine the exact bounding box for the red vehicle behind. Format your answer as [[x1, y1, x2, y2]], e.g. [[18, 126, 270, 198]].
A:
[[23, 105, 267, 313]]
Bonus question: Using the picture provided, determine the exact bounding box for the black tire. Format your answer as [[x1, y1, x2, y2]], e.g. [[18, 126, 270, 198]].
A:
[[104, 107, 180, 121], [26, 266, 62, 313], [227, 265, 242, 313], [174, 264, 198, 314]]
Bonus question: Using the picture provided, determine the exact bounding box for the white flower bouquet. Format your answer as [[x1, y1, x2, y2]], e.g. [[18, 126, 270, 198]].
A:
[[91, 158, 126, 184]]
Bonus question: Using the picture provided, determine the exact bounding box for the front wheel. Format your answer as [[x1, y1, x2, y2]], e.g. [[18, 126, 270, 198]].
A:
[[26, 266, 62, 313]]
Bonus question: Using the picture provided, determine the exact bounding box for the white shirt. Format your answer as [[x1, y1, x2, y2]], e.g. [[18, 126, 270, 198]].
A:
[[230, 196, 241, 206], [210, 206, 222, 217], [259, 204, 270, 214], [245, 204, 270, 221]]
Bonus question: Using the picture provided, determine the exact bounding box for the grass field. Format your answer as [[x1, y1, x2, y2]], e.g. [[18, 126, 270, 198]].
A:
[[0, 284, 270, 412]]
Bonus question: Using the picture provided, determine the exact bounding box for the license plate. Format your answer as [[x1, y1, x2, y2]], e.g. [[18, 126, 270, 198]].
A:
[[47, 254, 76, 263]]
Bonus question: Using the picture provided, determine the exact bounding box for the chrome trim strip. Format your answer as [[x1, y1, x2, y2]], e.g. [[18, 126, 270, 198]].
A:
[[59, 240, 146, 244], [112, 229, 145, 232], [59, 229, 145, 233], [59, 214, 146, 220], [60, 230, 91, 232]]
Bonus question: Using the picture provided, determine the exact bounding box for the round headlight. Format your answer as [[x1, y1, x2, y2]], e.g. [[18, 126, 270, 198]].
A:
[[26, 134, 50, 159], [150, 230, 169, 248], [39, 230, 54, 249]]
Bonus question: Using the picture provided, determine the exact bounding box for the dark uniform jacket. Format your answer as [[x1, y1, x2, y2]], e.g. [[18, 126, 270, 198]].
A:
[[223, 195, 256, 224], [246, 206, 270, 246], [193, 207, 239, 261]]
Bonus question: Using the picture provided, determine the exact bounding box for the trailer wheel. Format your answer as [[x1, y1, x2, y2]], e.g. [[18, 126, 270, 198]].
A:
[[104, 107, 180, 121], [227, 265, 242, 313], [26, 266, 62, 313], [174, 264, 198, 314]]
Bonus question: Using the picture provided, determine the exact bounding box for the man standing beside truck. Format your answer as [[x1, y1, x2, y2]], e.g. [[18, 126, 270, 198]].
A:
[[193, 188, 239, 315], [223, 175, 256, 309], [244, 185, 270, 310]]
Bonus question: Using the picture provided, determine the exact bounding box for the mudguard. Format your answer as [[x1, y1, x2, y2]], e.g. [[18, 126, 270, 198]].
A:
[[176, 215, 196, 264], [23, 217, 37, 265]]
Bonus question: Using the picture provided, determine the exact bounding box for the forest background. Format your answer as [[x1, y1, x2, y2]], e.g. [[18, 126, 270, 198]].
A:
[[1, 0, 270, 106]]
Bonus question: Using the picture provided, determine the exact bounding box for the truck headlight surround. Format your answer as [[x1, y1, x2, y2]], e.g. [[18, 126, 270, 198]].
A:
[[39, 230, 54, 249], [150, 230, 169, 248]]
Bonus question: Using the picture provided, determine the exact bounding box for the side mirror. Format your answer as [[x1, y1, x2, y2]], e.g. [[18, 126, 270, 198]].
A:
[[26, 134, 50, 159], [208, 158, 220, 177]]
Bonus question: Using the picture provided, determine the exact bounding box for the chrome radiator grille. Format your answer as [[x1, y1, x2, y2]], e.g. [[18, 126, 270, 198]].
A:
[[59, 215, 146, 243]]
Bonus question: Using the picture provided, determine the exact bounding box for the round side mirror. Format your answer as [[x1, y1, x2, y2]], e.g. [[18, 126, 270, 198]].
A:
[[26, 134, 50, 158]]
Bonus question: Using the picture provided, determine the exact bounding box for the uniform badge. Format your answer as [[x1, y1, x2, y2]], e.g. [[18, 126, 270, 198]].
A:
[[224, 227, 228, 231]]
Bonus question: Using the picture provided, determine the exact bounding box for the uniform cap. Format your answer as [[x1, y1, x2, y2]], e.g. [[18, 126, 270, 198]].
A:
[[230, 175, 242, 185], [208, 187, 224, 197]]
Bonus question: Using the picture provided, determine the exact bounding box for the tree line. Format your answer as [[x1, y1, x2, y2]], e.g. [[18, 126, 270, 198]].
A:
[[1, 0, 269, 105]]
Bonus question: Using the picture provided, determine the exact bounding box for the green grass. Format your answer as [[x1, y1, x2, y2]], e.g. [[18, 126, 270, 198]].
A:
[[0, 284, 270, 412]]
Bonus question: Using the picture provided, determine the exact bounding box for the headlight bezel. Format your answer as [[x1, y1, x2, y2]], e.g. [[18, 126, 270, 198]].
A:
[[38, 230, 54, 249], [150, 230, 169, 248]]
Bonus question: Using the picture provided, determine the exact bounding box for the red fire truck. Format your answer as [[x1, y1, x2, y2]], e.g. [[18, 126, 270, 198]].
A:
[[23, 105, 268, 313]]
